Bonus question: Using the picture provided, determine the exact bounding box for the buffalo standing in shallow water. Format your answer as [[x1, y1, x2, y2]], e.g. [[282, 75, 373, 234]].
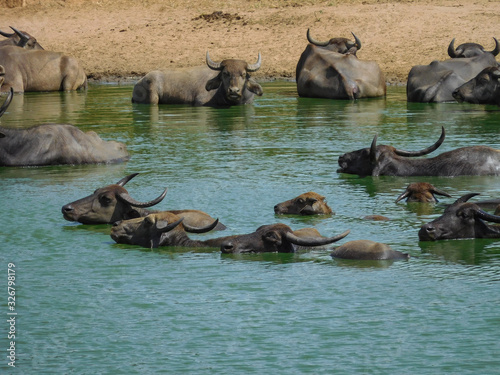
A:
[[132, 52, 263, 107], [0, 89, 128, 166], [337, 127, 500, 177]]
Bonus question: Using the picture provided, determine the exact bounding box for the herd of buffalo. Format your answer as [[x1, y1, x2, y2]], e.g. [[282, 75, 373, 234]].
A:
[[1, 27, 500, 259]]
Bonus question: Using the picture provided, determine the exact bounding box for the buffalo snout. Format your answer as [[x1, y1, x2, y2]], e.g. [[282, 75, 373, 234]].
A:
[[418, 223, 437, 241]]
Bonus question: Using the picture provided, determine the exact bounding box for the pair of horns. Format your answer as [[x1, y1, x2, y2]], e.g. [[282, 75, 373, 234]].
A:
[[115, 173, 168, 208], [307, 28, 362, 50], [370, 126, 446, 162], [284, 229, 350, 247], [152, 216, 220, 234], [206, 51, 262, 72], [453, 193, 500, 223], [448, 37, 500, 58]]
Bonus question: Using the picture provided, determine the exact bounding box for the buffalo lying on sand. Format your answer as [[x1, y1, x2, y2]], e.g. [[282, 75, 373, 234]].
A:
[[296, 29, 386, 100], [0, 89, 128, 166], [419, 194, 500, 241], [337, 127, 500, 177], [0, 46, 87, 93], [132, 52, 263, 107], [62, 173, 226, 230]]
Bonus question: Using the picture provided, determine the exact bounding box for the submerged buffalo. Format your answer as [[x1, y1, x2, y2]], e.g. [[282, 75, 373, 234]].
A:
[[296, 29, 385, 100], [62, 173, 226, 230], [419, 193, 500, 241], [395, 182, 451, 203], [452, 66, 500, 106], [337, 127, 500, 177], [112, 212, 350, 252], [0, 89, 128, 166], [274, 191, 333, 215], [331, 240, 409, 260], [0, 46, 87, 93], [132, 52, 263, 106]]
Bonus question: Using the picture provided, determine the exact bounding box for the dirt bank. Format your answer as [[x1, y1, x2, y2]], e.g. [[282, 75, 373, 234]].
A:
[[1, 0, 499, 84]]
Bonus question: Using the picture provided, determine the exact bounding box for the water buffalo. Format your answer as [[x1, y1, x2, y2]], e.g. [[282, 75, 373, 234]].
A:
[[112, 212, 350, 252], [407, 52, 498, 102], [395, 182, 452, 203], [0, 89, 129, 166], [419, 193, 500, 241], [62, 172, 226, 230], [331, 240, 409, 260], [274, 191, 333, 215], [452, 66, 500, 106], [131, 52, 263, 106], [337, 127, 500, 177], [111, 212, 222, 249], [0, 46, 87, 93], [296, 29, 386, 100], [447, 37, 500, 58], [0, 27, 44, 50]]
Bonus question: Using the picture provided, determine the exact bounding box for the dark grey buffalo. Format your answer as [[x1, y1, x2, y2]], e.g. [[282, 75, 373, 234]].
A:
[[131, 52, 263, 106], [337, 127, 500, 177], [407, 50, 498, 103], [62, 173, 226, 230], [0, 27, 44, 50], [395, 182, 451, 203], [0, 89, 128, 166], [296, 29, 386, 100], [331, 240, 409, 260], [452, 66, 500, 105], [447, 37, 500, 58], [112, 213, 350, 252], [274, 191, 333, 215], [419, 193, 500, 241], [0, 46, 87, 93]]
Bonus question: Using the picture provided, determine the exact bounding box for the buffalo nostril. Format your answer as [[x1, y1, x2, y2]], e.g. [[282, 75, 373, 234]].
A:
[[112, 221, 122, 227], [62, 204, 73, 213], [221, 243, 234, 253], [426, 226, 434, 232]]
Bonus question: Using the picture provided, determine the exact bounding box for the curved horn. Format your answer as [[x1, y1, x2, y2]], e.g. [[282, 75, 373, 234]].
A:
[[0, 29, 14, 38], [430, 187, 452, 198], [0, 88, 13, 118], [183, 218, 220, 234], [454, 193, 480, 204], [246, 52, 262, 72], [448, 38, 459, 58], [206, 51, 222, 71], [490, 37, 500, 56], [395, 190, 410, 203], [394, 126, 445, 157], [285, 229, 350, 247], [116, 172, 139, 186], [351, 32, 362, 50], [475, 209, 500, 224], [306, 28, 330, 47], [156, 217, 184, 232], [370, 134, 378, 163], [117, 188, 167, 208], [10, 27, 29, 44]]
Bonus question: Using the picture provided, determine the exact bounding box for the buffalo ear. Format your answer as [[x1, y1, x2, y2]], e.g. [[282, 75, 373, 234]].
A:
[[247, 78, 263, 96], [124, 209, 141, 220], [205, 74, 222, 91]]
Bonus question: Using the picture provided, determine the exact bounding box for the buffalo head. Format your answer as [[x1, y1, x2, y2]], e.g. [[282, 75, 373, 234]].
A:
[[395, 182, 451, 203], [452, 66, 500, 105], [205, 52, 263, 104], [337, 127, 446, 177], [220, 223, 350, 253], [0, 27, 44, 50], [448, 37, 500, 58], [111, 211, 219, 248], [306, 28, 361, 55], [274, 191, 333, 215], [419, 193, 500, 241], [61, 173, 167, 224]]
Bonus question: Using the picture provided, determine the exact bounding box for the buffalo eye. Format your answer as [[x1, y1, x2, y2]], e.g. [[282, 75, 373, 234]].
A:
[[264, 231, 280, 243], [297, 198, 305, 204], [99, 195, 113, 206], [457, 210, 471, 219]]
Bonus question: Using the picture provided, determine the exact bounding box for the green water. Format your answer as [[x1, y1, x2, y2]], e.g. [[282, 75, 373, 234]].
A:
[[1, 82, 500, 374]]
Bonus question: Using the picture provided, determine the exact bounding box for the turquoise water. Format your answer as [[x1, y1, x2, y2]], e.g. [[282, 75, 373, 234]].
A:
[[1, 82, 500, 374]]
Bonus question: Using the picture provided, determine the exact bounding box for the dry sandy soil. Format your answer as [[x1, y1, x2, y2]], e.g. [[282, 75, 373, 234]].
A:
[[1, 0, 499, 84]]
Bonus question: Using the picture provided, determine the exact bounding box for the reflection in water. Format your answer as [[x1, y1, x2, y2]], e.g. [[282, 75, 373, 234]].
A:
[[418, 238, 498, 265]]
